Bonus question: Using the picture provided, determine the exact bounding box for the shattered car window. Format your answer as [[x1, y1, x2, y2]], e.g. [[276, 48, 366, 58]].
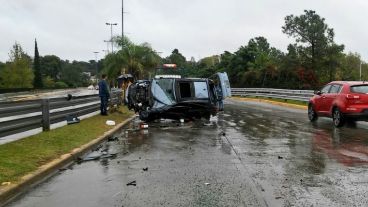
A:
[[194, 82, 209, 98], [151, 79, 176, 105]]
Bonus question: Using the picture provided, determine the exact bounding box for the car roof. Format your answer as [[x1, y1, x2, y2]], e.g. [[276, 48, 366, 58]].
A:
[[329, 81, 368, 86]]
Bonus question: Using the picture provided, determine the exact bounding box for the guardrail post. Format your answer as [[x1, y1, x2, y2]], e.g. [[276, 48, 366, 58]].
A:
[[42, 99, 50, 131]]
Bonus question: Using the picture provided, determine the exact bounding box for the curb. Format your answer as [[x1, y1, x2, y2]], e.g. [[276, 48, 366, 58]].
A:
[[231, 97, 308, 110], [0, 115, 136, 207]]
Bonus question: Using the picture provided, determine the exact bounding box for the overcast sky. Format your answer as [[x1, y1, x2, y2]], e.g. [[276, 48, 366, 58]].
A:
[[1, 0, 367, 62]]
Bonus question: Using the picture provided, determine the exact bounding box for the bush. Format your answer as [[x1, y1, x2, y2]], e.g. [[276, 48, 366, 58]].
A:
[[43, 76, 55, 88], [54, 81, 68, 88]]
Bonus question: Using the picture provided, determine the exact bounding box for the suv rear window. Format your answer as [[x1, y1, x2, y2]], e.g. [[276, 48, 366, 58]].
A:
[[350, 85, 368, 93]]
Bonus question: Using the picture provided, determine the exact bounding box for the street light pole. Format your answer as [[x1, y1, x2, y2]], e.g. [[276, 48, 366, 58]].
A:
[[103, 40, 110, 54], [105, 23, 118, 53], [360, 61, 362, 81], [93, 51, 99, 81], [122, 0, 124, 41]]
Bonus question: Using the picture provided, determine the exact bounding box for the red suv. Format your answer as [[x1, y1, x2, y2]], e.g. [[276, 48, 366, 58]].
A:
[[308, 81, 368, 127]]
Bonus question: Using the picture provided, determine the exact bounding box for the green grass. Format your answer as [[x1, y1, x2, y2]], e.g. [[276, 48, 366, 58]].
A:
[[0, 107, 134, 184], [235, 96, 308, 106]]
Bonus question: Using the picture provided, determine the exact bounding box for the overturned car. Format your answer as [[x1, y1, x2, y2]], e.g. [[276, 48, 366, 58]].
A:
[[126, 72, 231, 122]]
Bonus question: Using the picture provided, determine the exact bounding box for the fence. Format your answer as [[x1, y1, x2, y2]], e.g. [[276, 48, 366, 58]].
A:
[[0, 90, 122, 138], [231, 88, 315, 102]]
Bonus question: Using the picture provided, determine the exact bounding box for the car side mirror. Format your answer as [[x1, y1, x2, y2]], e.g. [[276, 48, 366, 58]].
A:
[[315, 90, 322, 95]]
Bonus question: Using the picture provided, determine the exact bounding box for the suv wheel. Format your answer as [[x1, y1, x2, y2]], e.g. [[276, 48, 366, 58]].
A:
[[333, 108, 345, 127], [308, 104, 318, 122]]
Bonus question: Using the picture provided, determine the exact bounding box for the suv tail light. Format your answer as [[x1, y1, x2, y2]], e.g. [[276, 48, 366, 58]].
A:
[[346, 94, 360, 99]]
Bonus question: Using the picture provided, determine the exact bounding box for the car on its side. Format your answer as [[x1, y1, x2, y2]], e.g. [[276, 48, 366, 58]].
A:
[[308, 81, 368, 127], [126, 72, 231, 122]]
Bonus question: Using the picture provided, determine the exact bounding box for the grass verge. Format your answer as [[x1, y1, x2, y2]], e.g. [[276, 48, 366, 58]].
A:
[[0, 106, 134, 184], [232, 96, 308, 107]]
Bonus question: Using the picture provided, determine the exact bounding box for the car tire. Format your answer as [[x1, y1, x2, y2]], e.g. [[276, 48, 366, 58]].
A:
[[332, 108, 345, 127], [308, 104, 318, 122]]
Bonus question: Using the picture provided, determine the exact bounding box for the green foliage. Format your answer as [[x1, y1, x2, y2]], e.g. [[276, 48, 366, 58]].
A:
[[33, 39, 43, 88], [102, 36, 161, 83], [43, 76, 55, 88], [54, 81, 69, 88], [60, 61, 89, 87], [0, 43, 34, 89], [282, 10, 344, 83], [164, 49, 187, 68], [40, 55, 62, 81]]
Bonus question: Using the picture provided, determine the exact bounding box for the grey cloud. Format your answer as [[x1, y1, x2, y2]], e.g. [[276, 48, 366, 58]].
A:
[[0, 0, 367, 62]]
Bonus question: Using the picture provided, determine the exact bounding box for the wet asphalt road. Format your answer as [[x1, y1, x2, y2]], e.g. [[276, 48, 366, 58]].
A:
[[6, 100, 368, 207]]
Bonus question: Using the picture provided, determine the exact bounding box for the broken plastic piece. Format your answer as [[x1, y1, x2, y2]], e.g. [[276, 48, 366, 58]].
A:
[[127, 181, 136, 186], [106, 120, 116, 126], [107, 136, 119, 142], [66, 115, 80, 125], [1, 182, 11, 186], [204, 183, 210, 186], [140, 123, 149, 129]]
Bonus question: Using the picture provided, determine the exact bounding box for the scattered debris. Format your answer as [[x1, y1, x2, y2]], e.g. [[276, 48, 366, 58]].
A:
[[66, 115, 80, 125], [278, 156, 283, 159], [143, 167, 148, 171], [204, 183, 210, 186], [126, 181, 136, 186], [58, 168, 68, 171], [219, 132, 226, 136], [300, 179, 303, 183], [106, 120, 116, 126], [275, 196, 282, 199], [139, 157, 142, 159], [66, 94, 73, 101], [203, 122, 213, 126], [107, 136, 119, 142], [1, 182, 11, 186], [140, 123, 149, 129]]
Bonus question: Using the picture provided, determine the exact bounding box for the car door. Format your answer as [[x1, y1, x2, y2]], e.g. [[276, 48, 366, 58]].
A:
[[215, 72, 232, 100], [324, 84, 342, 114], [315, 85, 331, 113]]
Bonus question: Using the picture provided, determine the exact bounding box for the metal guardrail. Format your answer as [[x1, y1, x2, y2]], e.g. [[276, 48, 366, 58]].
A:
[[0, 90, 122, 138], [231, 88, 314, 102]]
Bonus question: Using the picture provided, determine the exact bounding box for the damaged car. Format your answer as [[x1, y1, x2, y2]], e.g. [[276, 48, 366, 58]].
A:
[[126, 72, 231, 122]]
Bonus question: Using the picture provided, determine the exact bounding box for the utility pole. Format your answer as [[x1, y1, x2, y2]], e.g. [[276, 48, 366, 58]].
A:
[[106, 23, 118, 53]]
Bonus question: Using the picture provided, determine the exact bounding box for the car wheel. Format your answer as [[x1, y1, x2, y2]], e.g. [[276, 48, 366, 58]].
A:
[[332, 108, 345, 127], [308, 104, 318, 122]]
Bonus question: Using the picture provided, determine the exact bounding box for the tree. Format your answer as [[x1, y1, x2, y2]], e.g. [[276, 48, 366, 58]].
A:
[[282, 10, 339, 70], [0, 43, 34, 88], [60, 60, 89, 87], [103, 36, 161, 82], [40, 55, 62, 81], [282, 10, 344, 86], [33, 39, 43, 88], [165, 49, 187, 68]]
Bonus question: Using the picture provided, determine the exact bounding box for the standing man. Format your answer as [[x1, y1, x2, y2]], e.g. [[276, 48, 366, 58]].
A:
[[98, 74, 110, 115]]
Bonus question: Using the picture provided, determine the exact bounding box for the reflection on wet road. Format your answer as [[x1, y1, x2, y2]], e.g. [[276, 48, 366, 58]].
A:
[[7, 100, 368, 207]]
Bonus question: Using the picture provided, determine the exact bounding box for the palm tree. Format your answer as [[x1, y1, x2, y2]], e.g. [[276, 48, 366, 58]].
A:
[[102, 36, 161, 83]]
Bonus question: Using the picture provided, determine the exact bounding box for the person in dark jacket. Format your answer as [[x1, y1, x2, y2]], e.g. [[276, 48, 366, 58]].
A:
[[98, 74, 110, 115]]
